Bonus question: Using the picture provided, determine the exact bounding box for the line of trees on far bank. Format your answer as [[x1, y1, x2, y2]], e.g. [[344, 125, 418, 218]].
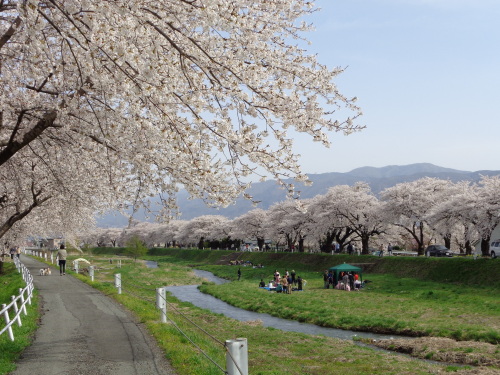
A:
[[84, 176, 500, 257]]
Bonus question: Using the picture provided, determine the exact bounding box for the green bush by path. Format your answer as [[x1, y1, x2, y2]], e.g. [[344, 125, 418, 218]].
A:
[[0, 263, 40, 375]]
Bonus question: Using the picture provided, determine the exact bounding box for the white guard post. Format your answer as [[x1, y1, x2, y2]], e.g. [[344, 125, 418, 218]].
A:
[[115, 273, 122, 294], [74, 260, 79, 274], [156, 287, 168, 323], [89, 266, 94, 282], [226, 338, 248, 375]]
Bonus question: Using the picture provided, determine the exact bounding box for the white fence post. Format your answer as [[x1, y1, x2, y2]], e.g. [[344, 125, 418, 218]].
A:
[[89, 266, 94, 282], [2, 304, 14, 341], [156, 287, 167, 323], [74, 260, 79, 274], [19, 288, 27, 315], [11, 296, 22, 327], [115, 273, 122, 294], [226, 338, 248, 375]]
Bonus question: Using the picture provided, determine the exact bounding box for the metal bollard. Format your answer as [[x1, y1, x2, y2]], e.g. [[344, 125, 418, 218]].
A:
[[115, 273, 122, 294], [226, 338, 248, 375]]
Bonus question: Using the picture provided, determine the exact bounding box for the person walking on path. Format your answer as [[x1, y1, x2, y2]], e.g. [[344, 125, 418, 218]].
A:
[[9, 246, 16, 259], [57, 243, 67, 275], [11, 255, 175, 375]]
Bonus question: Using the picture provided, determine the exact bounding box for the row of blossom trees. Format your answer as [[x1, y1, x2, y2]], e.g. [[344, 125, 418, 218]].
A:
[[0, 1, 361, 253], [85, 176, 500, 256]]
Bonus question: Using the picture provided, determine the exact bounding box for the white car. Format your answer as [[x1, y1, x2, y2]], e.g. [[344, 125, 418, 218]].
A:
[[490, 240, 500, 258]]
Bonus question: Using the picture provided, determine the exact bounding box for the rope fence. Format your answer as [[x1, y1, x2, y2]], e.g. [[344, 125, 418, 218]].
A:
[[117, 276, 247, 375]]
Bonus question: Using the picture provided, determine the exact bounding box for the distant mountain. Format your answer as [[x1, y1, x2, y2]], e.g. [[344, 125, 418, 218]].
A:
[[96, 163, 500, 227], [347, 163, 471, 179]]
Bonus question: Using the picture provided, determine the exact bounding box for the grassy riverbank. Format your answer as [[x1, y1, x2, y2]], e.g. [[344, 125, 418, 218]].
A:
[[64, 254, 476, 374], [55, 249, 498, 374], [0, 262, 40, 375]]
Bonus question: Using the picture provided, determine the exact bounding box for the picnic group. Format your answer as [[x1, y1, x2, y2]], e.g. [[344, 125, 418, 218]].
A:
[[259, 269, 306, 293], [323, 269, 362, 291]]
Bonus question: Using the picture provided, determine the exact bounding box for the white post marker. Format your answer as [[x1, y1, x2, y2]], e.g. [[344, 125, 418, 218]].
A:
[[115, 273, 122, 294], [89, 266, 94, 282], [156, 287, 168, 323], [74, 260, 79, 274], [225, 338, 248, 375]]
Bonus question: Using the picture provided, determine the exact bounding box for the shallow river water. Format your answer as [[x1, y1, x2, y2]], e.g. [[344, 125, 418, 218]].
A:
[[165, 269, 407, 341], [148, 263, 460, 367]]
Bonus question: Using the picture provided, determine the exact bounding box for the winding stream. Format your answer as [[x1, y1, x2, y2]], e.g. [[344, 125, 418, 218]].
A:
[[165, 269, 407, 341], [147, 263, 462, 367]]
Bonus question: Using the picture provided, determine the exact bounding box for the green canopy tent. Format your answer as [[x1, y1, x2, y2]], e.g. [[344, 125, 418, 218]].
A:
[[328, 263, 362, 285]]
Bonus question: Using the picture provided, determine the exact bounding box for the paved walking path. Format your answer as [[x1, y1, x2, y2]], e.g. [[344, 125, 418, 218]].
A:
[[11, 256, 176, 375]]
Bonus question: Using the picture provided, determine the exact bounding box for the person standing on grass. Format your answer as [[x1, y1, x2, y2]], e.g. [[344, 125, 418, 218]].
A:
[[281, 274, 288, 294], [57, 244, 67, 275], [237, 267, 241, 281], [291, 270, 296, 285]]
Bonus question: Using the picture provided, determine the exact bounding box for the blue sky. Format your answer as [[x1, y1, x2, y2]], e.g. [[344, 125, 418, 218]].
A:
[[292, 0, 500, 173]]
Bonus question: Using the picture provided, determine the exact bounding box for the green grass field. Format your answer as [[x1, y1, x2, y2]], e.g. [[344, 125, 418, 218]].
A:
[[3, 249, 499, 375]]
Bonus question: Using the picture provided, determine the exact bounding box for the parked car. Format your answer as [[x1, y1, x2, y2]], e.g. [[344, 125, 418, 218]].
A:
[[490, 240, 499, 258], [425, 245, 453, 257]]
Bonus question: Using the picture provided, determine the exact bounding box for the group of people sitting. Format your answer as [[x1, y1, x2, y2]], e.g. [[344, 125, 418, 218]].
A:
[[259, 269, 305, 293], [323, 270, 362, 291]]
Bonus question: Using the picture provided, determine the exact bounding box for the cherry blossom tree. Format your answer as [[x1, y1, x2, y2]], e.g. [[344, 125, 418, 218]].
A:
[[456, 176, 500, 256], [380, 178, 453, 255], [307, 190, 356, 253], [175, 215, 229, 249], [0, 0, 362, 243], [265, 199, 312, 252], [230, 208, 267, 250], [83, 227, 123, 247], [425, 181, 478, 254], [322, 183, 385, 254]]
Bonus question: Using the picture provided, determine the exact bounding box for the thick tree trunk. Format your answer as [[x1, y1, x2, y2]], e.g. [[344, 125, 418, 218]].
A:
[[464, 240, 473, 256], [481, 237, 490, 257], [361, 234, 370, 254], [257, 237, 265, 251], [443, 234, 451, 250], [298, 237, 305, 253]]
